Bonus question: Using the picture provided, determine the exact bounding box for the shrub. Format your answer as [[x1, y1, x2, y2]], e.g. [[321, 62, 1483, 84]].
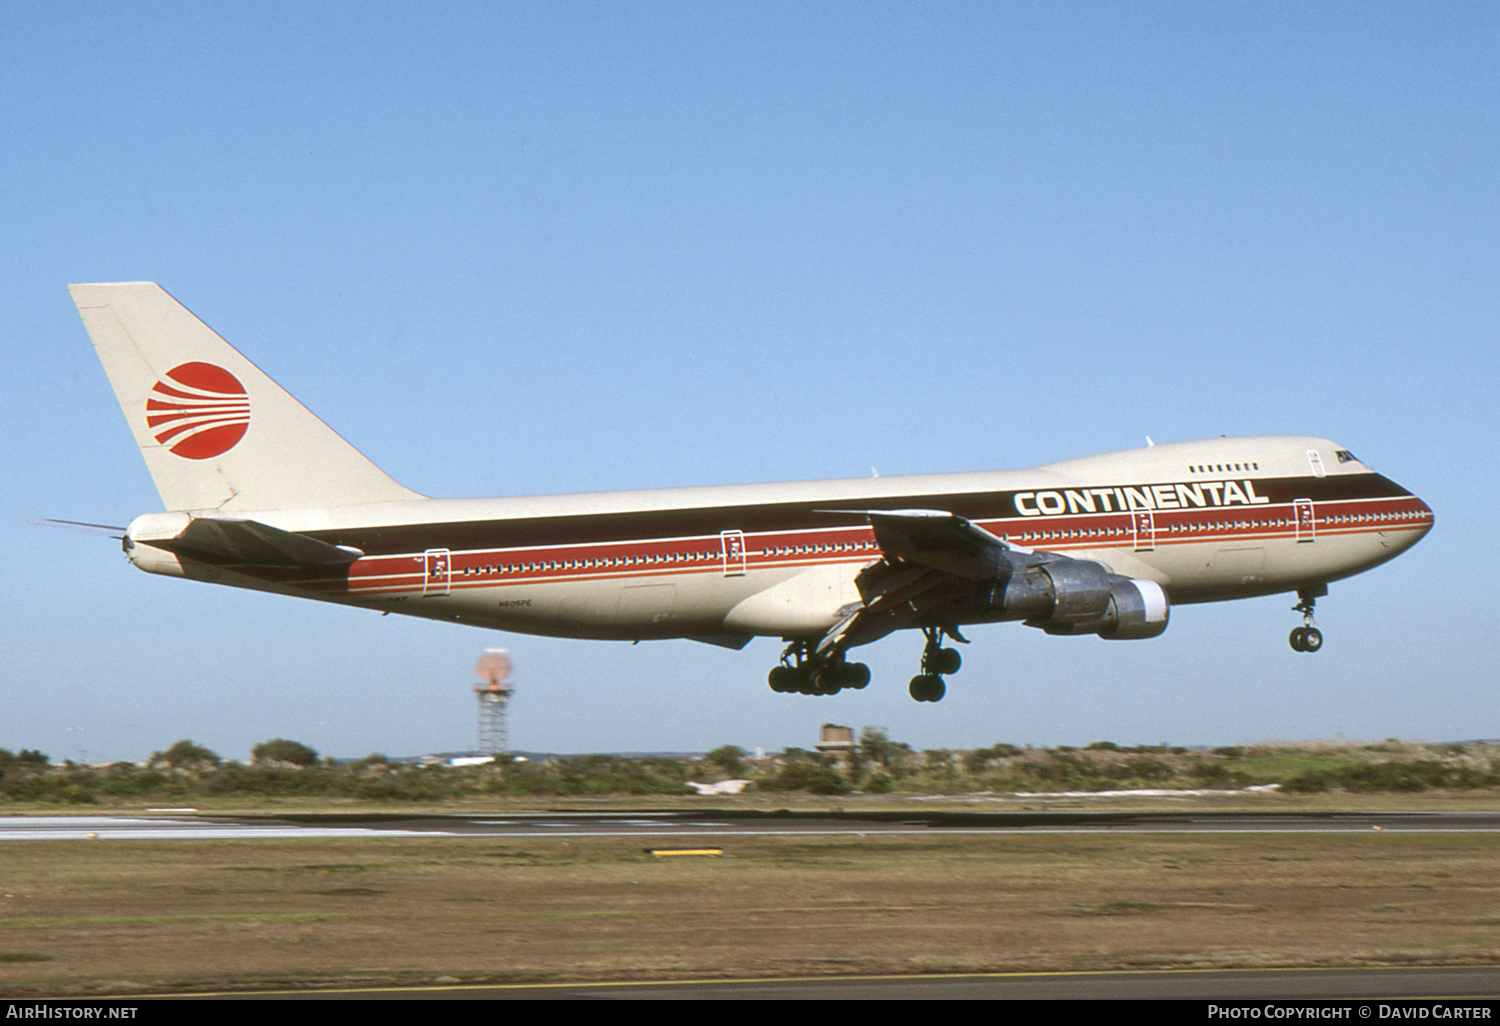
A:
[[762, 761, 849, 795], [704, 745, 748, 776], [252, 739, 319, 767], [152, 740, 220, 771]]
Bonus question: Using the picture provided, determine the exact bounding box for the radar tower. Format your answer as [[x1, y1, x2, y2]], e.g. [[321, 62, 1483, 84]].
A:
[[473, 649, 514, 756]]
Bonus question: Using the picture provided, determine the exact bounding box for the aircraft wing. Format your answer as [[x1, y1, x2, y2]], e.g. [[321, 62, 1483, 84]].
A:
[[814, 508, 1058, 658], [859, 508, 1038, 577]]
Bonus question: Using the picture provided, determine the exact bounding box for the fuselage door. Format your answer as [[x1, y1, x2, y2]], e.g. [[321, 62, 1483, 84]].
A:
[[1132, 509, 1155, 552], [423, 548, 452, 595], [720, 530, 747, 577], [1294, 500, 1316, 543]]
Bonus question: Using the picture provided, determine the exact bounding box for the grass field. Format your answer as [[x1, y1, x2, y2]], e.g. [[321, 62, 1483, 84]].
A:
[[2, 812, 1499, 996]]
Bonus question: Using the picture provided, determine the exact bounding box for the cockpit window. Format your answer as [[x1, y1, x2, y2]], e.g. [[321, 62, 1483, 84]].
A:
[[1335, 450, 1358, 464]]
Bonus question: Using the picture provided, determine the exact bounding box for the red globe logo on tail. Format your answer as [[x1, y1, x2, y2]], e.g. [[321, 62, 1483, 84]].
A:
[[145, 362, 250, 459]]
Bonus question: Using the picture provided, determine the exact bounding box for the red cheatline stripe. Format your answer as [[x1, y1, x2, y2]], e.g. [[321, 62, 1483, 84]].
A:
[[245, 497, 1433, 597]]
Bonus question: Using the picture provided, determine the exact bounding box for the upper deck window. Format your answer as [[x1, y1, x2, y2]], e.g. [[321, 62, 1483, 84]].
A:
[[1189, 462, 1260, 474]]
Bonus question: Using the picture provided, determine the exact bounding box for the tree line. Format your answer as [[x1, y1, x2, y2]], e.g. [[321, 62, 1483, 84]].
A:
[[2, 733, 1497, 804]]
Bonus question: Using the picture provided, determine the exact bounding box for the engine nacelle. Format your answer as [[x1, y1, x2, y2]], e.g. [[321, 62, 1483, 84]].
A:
[[1093, 576, 1170, 640], [975, 560, 1170, 640]]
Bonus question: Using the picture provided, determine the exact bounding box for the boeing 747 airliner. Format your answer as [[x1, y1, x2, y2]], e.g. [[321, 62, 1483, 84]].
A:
[[69, 283, 1433, 702]]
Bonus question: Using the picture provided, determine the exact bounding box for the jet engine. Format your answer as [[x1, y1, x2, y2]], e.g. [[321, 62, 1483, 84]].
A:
[[973, 559, 1170, 639]]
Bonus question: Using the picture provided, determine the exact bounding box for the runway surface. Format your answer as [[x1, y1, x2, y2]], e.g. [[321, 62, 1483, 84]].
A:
[[184, 966, 1500, 1000], [5, 808, 1500, 840], [11, 810, 1498, 1001]]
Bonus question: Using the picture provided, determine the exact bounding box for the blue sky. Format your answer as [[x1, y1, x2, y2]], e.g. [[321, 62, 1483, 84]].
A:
[[4, 2, 1497, 763]]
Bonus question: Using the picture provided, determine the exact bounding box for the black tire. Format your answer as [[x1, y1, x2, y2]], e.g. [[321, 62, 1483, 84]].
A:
[[933, 647, 962, 675], [830, 661, 871, 690], [810, 670, 840, 696], [1289, 627, 1307, 652], [1301, 627, 1323, 652], [909, 673, 946, 702]]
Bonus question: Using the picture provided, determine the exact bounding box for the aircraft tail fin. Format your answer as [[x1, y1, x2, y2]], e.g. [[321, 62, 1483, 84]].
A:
[[70, 282, 425, 512]]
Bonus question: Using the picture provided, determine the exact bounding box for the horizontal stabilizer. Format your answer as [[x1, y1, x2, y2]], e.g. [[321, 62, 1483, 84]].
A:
[[128, 512, 362, 566]]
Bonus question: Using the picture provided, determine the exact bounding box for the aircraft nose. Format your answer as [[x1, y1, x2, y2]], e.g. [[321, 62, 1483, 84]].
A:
[[1386, 479, 1434, 544], [1412, 495, 1435, 535]]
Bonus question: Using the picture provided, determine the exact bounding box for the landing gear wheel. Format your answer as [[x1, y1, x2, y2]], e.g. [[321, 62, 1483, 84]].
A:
[[1289, 626, 1325, 652], [1289, 586, 1326, 654], [831, 661, 871, 690], [908, 674, 946, 703], [808, 668, 841, 696], [770, 642, 872, 696], [851, 662, 871, 689], [930, 647, 962, 675], [919, 627, 965, 686]]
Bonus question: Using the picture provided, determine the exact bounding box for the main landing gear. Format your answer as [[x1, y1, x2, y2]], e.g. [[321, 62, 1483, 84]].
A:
[[767, 641, 871, 696], [763, 625, 967, 702], [909, 626, 965, 703], [1289, 585, 1326, 653]]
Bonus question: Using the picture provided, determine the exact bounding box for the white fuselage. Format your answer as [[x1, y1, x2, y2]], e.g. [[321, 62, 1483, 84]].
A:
[[124, 435, 1433, 645]]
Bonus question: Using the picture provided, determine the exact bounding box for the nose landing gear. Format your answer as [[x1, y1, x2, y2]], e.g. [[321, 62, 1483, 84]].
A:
[[1289, 585, 1326, 653]]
